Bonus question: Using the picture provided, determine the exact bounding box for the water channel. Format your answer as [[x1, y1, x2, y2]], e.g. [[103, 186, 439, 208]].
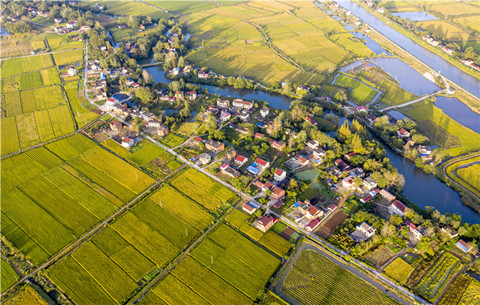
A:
[[335, 0, 480, 98], [145, 67, 293, 110]]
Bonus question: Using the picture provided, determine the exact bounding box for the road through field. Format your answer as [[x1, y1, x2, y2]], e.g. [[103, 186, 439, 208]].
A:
[[0, 165, 183, 297]]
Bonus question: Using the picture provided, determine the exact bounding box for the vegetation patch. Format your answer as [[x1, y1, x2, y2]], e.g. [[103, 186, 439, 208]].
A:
[[414, 252, 461, 302], [334, 75, 378, 105], [171, 168, 238, 211], [3, 285, 49, 305], [281, 249, 398, 305], [383, 256, 415, 285]]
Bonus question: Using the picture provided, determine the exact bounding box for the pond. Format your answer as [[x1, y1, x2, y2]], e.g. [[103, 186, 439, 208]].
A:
[[434, 96, 480, 134], [1, 26, 10, 36], [392, 11, 438, 21], [370, 57, 440, 96], [295, 169, 320, 182], [146, 67, 293, 110], [350, 31, 390, 55], [112, 93, 130, 101]]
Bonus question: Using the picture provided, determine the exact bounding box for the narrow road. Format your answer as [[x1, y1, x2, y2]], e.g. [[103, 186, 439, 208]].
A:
[[0, 48, 83, 61], [136, 0, 169, 13], [380, 90, 446, 112]]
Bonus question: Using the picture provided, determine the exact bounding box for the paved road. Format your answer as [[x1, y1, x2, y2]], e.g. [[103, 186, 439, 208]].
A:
[[380, 90, 446, 112], [273, 242, 412, 305]]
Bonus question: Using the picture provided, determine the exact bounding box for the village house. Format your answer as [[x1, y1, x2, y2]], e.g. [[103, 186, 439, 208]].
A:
[[260, 107, 269, 117], [341, 176, 356, 190], [305, 116, 318, 126], [271, 140, 286, 151], [350, 167, 365, 178], [121, 137, 134, 148], [397, 128, 411, 138], [344, 152, 357, 161], [456, 239, 472, 253], [306, 218, 321, 232], [363, 177, 377, 190], [147, 120, 163, 128], [388, 199, 407, 217], [198, 70, 209, 79], [238, 111, 250, 122], [306, 139, 319, 149], [233, 99, 245, 108], [242, 201, 259, 215], [225, 147, 237, 161], [220, 163, 241, 178], [199, 153, 211, 165], [440, 226, 458, 238], [234, 155, 248, 167], [247, 158, 270, 175], [350, 222, 376, 242], [205, 139, 225, 153], [380, 189, 396, 202], [217, 99, 230, 109], [109, 121, 122, 132], [254, 215, 277, 233], [67, 67, 76, 76], [156, 124, 170, 137], [335, 159, 349, 171], [417, 145, 432, 157], [220, 111, 231, 122], [271, 186, 285, 200], [254, 132, 265, 139], [404, 220, 426, 240], [274, 168, 287, 182]]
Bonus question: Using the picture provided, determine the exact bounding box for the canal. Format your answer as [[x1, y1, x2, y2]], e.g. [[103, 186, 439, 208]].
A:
[[146, 67, 293, 110], [335, 0, 480, 98]]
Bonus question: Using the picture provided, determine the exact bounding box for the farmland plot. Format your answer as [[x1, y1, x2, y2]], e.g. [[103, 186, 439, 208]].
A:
[[1, 259, 19, 293], [414, 252, 461, 301], [1, 136, 149, 264], [3, 285, 49, 305], [48, 179, 216, 305], [146, 223, 280, 305], [281, 249, 398, 305], [459, 279, 480, 305], [53, 49, 84, 66], [384, 256, 415, 285], [171, 168, 238, 211]]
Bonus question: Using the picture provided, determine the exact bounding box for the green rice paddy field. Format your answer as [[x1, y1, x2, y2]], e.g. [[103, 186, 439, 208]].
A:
[[1, 135, 154, 265], [334, 74, 378, 105], [1, 259, 19, 293], [403, 101, 480, 155], [140, 223, 281, 305], [3, 285, 49, 305], [1, 84, 76, 154], [46, 170, 237, 305], [182, 1, 371, 85], [0, 56, 86, 155], [280, 249, 398, 305]]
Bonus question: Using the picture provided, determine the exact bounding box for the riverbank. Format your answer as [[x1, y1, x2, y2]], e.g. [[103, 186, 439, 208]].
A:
[[334, 0, 480, 115], [354, 0, 480, 81]]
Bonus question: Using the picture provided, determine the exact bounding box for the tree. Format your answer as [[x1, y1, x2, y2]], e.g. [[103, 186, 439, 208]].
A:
[[177, 56, 185, 68], [390, 214, 403, 226], [142, 69, 150, 84], [204, 112, 217, 135], [234, 78, 246, 89], [338, 121, 351, 138], [271, 116, 282, 137], [351, 133, 364, 153], [353, 177, 363, 187], [334, 91, 347, 103], [214, 130, 225, 140], [135, 87, 155, 105], [169, 81, 181, 93]]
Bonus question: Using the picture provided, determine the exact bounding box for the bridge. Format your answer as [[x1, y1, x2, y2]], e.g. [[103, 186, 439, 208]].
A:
[[379, 89, 446, 112]]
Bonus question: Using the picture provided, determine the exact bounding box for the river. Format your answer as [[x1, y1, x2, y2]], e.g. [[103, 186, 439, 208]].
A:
[[335, 0, 480, 98], [145, 67, 293, 110]]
